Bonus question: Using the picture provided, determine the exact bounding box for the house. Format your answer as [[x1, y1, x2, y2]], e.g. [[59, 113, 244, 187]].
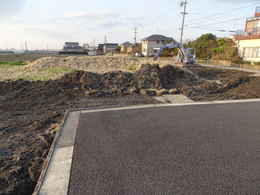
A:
[[88, 46, 97, 56], [97, 43, 119, 54], [127, 43, 142, 55], [103, 43, 119, 54], [120, 42, 133, 53], [141, 34, 176, 56], [60, 42, 87, 54], [234, 7, 260, 62]]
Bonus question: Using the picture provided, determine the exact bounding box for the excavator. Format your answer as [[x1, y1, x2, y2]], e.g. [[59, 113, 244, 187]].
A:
[[158, 43, 196, 65]]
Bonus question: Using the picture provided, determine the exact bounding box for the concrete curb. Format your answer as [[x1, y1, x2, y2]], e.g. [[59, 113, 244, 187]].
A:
[[80, 98, 260, 114]]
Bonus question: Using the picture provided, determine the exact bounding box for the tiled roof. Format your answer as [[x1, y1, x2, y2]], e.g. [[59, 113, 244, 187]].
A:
[[142, 34, 174, 41]]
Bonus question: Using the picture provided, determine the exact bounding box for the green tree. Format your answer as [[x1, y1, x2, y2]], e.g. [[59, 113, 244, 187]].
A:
[[212, 38, 238, 60], [185, 34, 239, 60], [185, 33, 218, 59]]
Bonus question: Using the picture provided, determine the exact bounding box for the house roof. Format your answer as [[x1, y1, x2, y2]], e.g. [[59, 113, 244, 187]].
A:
[[142, 34, 174, 41], [121, 41, 132, 46], [103, 43, 118, 46]]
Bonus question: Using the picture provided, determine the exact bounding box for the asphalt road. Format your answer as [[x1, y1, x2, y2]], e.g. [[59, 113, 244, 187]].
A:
[[68, 102, 260, 195]]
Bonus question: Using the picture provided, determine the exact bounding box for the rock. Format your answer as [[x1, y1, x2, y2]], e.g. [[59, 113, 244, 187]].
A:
[[140, 89, 157, 96], [156, 89, 169, 96], [129, 87, 139, 94], [135, 64, 162, 89], [169, 88, 179, 95]]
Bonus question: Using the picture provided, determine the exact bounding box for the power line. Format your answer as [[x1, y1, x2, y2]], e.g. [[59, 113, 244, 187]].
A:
[[186, 1, 259, 27], [186, 26, 237, 33], [187, 17, 245, 29]]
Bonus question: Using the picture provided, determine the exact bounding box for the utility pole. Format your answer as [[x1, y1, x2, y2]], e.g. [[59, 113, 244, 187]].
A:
[[24, 41, 28, 52], [180, 0, 188, 47], [134, 27, 137, 45], [104, 35, 108, 44]]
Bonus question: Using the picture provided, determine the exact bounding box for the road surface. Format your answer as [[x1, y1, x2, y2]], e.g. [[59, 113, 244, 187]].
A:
[[68, 101, 260, 195]]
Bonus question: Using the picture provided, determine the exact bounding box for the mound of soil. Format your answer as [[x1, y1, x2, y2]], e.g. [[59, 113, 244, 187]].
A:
[[26, 56, 175, 73], [182, 74, 260, 101], [61, 64, 201, 93], [0, 78, 159, 195]]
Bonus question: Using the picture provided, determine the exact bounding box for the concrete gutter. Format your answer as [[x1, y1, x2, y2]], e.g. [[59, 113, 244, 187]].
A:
[[32, 110, 70, 195], [33, 111, 80, 195], [154, 94, 194, 104]]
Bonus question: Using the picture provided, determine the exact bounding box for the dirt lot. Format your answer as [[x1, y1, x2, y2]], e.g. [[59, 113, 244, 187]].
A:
[[1, 55, 260, 195], [184, 66, 260, 101]]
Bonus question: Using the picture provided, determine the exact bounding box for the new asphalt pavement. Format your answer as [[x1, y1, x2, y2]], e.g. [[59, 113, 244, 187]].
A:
[[68, 102, 260, 195]]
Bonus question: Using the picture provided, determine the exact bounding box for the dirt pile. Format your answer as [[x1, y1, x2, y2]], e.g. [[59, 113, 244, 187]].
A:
[[0, 75, 159, 195], [0, 79, 82, 195], [61, 64, 201, 96], [27, 56, 175, 73], [181, 74, 259, 101]]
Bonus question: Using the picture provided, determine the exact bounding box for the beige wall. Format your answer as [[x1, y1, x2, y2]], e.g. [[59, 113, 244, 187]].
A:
[[237, 39, 260, 62], [141, 40, 173, 57]]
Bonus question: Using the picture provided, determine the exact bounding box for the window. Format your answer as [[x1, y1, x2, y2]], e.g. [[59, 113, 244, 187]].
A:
[[156, 40, 160, 44], [257, 48, 260, 57], [244, 47, 260, 58]]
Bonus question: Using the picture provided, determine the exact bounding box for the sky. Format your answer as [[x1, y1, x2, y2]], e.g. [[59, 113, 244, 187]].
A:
[[0, 0, 259, 50]]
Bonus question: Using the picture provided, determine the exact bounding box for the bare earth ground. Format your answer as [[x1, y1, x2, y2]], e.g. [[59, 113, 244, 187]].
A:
[[1, 54, 260, 195]]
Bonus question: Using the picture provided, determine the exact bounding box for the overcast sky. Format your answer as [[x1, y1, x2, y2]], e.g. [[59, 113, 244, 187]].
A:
[[0, 0, 259, 49]]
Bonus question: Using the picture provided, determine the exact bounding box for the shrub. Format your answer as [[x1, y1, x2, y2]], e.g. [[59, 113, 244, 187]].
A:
[[252, 62, 260, 66]]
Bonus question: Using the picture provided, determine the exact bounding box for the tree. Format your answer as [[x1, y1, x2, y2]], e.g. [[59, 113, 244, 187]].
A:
[[212, 38, 238, 60], [185, 33, 238, 60]]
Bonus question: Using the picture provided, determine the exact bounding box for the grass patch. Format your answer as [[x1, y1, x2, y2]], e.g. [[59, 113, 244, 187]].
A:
[[0, 66, 75, 81], [127, 64, 139, 72], [0, 61, 27, 67]]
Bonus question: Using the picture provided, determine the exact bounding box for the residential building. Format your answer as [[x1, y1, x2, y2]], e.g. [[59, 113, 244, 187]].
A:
[[103, 43, 119, 54], [120, 42, 133, 53], [60, 42, 86, 54], [97, 43, 119, 54], [88, 46, 97, 56], [141, 34, 176, 56], [234, 7, 260, 62], [127, 43, 142, 55]]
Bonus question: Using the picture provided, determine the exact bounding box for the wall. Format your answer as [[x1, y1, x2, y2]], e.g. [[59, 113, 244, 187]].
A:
[[141, 40, 173, 56], [237, 38, 260, 62]]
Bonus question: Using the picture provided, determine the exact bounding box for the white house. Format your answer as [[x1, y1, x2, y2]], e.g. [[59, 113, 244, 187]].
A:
[[235, 7, 260, 62], [141, 34, 176, 57]]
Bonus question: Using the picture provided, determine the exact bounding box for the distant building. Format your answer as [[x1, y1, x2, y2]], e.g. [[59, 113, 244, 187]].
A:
[[127, 43, 142, 55], [103, 43, 119, 54], [0, 50, 15, 55], [120, 42, 133, 53], [97, 43, 119, 54], [60, 42, 87, 54], [82, 44, 90, 49], [234, 7, 260, 62], [141, 34, 176, 56], [97, 44, 104, 55], [88, 46, 97, 56]]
